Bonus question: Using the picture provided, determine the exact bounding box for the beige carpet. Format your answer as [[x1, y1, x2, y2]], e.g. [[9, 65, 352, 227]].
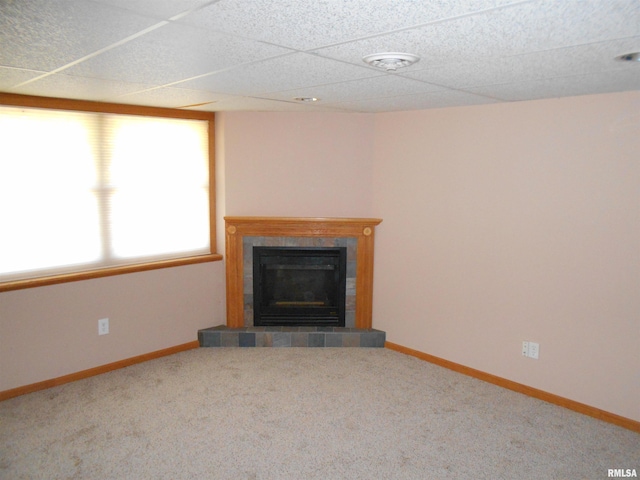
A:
[[1, 348, 637, 479]]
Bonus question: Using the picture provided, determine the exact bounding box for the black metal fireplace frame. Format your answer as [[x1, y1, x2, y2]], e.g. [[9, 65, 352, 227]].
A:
[[253, 246, 347, 327]]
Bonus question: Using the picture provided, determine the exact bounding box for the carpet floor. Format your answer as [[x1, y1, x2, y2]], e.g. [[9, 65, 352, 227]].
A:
[[1, 348, 638, 479]]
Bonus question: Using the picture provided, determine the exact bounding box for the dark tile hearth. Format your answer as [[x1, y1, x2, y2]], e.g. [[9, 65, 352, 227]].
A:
[[198, 325, 386, 348]]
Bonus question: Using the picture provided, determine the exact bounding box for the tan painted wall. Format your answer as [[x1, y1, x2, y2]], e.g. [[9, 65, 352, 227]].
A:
[[0, 262, 224, 391], [371, 92, 640, 421], [220, 111, 375, 217]]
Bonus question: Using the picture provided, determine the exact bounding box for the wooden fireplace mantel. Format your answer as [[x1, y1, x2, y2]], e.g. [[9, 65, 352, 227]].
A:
[[224, 217, 382, 328]]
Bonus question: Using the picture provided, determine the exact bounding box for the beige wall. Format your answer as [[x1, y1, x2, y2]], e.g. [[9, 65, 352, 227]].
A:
[[371, 92, 640, 421], [0, 262, 225, 392], [220, 111, 375, 217]]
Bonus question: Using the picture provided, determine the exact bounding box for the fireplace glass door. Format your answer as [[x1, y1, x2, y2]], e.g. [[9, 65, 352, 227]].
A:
[[253, 247, 346, 327]]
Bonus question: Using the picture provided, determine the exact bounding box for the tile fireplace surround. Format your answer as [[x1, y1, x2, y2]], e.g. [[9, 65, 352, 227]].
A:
[[198, 217, 384, 348]]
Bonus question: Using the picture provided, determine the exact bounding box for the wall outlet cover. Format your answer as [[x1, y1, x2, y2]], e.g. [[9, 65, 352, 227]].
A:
[[98, 318, 109, 335]]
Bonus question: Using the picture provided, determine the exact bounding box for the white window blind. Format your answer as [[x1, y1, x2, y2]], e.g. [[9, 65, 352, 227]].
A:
[[0, 105, 211, 283]]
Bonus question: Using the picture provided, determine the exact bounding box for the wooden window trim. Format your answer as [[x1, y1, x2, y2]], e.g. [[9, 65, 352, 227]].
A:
[[0, 93, 221, 293]]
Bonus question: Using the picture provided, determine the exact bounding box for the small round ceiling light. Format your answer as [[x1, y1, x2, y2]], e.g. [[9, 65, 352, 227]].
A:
[[615, 52, 640, 62], [294, 97, 320, 102], [362, 52, 420, 72]]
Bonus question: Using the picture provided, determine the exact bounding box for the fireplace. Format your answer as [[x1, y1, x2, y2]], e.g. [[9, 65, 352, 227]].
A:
[[253, 247, 347, 327], [224, 217, 382, 329]]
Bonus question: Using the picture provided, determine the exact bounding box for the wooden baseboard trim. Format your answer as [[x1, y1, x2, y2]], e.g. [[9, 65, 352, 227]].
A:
[[385, 341, 640, 434], [0, 341, 200, 402]]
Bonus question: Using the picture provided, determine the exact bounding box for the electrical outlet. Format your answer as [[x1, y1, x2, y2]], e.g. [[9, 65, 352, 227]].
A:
[[98, 318, 109, 335], [522, 340, 539, 359]]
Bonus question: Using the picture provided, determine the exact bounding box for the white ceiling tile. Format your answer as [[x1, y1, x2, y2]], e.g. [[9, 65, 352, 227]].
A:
[[314, 0, 640, 67], [327, 89, 499, 113], [192, 96, 346, 112], [178, 53, 379, 96], [0, 0, 161, 71], [115, 86, 236, 108], [0, 67, 46, 90], [402, 37, 640, 89], [9, 73, 155, 102], [465, 70, 640, 101], [91, 0, 213, 19], [178, 0, 525, 50], [0, 0, 638, 112], [64, 22, 292, 85], [262, 75, 445, 105]]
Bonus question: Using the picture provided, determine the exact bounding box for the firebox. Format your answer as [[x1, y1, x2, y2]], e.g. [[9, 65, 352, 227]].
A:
[[253, 246, 347, 327]]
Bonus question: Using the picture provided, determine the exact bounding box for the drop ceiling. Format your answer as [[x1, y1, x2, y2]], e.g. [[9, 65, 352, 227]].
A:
[[1, 0, 639, 113]]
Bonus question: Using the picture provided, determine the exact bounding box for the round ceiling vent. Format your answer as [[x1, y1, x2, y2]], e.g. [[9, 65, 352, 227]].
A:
[[362, 52, 420, 72]]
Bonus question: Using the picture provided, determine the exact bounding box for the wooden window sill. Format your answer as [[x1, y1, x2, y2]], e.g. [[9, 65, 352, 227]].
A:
[[0, 253, 223, 292]]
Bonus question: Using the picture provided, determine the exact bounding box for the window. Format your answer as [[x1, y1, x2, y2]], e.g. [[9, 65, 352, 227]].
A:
[[0, 94, 220, 291]]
